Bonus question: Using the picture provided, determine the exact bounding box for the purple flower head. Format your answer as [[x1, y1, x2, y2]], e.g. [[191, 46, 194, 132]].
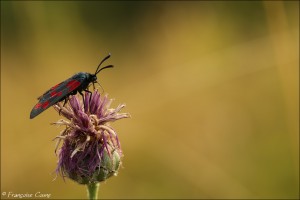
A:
[[52, 90, 130, 184]]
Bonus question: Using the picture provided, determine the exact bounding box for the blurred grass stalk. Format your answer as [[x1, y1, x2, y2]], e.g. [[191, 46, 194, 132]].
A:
[[264, 1, 299, 177]]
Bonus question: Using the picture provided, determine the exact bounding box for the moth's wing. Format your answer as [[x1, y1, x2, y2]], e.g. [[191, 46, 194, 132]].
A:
[[30, 73, 87, 119], [37, 80, 65, 100]]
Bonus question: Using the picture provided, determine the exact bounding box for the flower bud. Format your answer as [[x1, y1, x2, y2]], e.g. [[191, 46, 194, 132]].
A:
[[66, 143, 121, 184]]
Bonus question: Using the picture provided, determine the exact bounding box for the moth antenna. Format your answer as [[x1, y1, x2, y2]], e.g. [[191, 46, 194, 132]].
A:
[[95, 65, 114, 75], [95, 53, 112, 74]]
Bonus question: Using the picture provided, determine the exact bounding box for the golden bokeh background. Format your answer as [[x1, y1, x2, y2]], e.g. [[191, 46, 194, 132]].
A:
[[1, 1, 299, 199]]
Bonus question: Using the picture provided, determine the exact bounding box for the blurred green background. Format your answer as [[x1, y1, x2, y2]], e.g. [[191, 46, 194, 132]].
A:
[[1, 1, 299, 199]]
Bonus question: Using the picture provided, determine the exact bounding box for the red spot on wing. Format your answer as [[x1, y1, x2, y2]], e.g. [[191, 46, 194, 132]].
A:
[[42, 101, 49, 109], [50, 90, 63, 97], [67, 80, 81, 91], [34, 103, 42, 109], [34, 101, 49, 109]]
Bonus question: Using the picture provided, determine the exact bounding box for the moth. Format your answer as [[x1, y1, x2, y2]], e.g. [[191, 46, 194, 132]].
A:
[[30, 54, 113, 119]]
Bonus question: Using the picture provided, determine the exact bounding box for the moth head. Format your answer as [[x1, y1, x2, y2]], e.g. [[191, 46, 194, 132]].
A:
[[91, 54, 114, 90]]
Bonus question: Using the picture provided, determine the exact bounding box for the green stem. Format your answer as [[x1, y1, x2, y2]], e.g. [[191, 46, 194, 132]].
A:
[[87, 182, 100, 200]]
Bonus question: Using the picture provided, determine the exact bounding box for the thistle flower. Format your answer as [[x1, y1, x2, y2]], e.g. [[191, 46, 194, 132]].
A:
[[52, 90, 129, 187]]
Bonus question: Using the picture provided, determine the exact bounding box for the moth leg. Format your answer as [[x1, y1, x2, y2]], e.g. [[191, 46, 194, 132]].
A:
[[95, 81, 104, 94], [59, 98, 68, 116], [84, 89, 92, 102], [79, 91, 85, 102], [63, 97, 69, 107]]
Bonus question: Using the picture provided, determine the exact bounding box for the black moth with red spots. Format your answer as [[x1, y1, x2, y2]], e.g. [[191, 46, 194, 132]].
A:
[[30, 54, 113, 119]]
